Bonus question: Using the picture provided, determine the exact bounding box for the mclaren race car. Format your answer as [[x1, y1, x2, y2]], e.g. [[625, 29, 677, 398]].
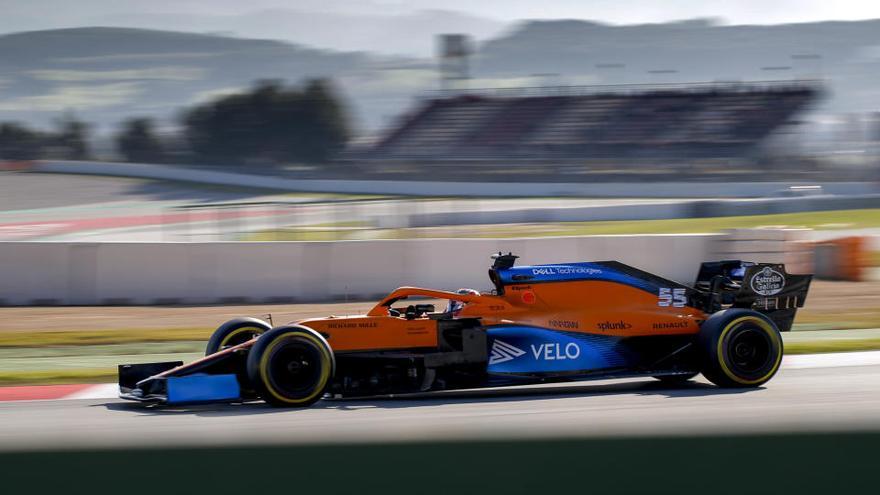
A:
[[119, 254, 811, 407]]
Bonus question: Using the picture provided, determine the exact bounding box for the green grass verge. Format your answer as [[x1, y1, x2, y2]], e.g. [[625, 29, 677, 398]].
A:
[[424, 208, 880, 237], [0, 327, 213, 348], [784, 338, 880, 354], [0, 368, 117, 385], [0, 342, 205, 358], [244, 221, 372, 241], [243, 208, 880, 240]]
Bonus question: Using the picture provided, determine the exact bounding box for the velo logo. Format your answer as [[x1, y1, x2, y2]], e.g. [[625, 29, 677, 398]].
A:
[[489, 339, 526, 365]]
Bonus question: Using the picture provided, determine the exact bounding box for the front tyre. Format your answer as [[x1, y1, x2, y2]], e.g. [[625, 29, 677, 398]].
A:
[[205, 317, 271, 355], [699, 309, 783, 388], [206, 317, 271, 399], [246, 325, 335, 407]]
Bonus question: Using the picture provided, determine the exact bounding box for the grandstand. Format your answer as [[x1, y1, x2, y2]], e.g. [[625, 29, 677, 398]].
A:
[[354, 82, 819, 170]]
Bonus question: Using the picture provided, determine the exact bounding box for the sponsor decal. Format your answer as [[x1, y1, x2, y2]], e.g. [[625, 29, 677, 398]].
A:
[[521, 291, 536, 304], [549, 319, 579, 329], [489, 339, 526, 365], [750, 266, 785, 296], [489, 339, 583, 364], [327, 321, 378, 329], [597, 320, 632, 331], [487, 326, 627, 372], [531, 266, 602, 276], [652, 321, 690, 330], [658, 287, 687, 308], [530, 342, 581, 361]]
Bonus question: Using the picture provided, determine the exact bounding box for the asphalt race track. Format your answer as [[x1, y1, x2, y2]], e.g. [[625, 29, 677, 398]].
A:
[[2, 362, 879, 452]]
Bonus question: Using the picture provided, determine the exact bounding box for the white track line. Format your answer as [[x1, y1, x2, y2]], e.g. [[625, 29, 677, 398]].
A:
[[781, 350, 880, 370], [62, 383, 118, 400]]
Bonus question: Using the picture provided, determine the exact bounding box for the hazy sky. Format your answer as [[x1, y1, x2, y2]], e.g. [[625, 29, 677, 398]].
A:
[[396, 0, 880, 24], [4, 0, 880, 25]]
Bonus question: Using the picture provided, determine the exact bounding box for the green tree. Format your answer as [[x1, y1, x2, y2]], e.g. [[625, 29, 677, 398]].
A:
[[295, 79, 350, 163], [53, 114, 91, 160], [182, 79, 350, 167], [115, 118, 166, 163], [0, 122, 44, 160]]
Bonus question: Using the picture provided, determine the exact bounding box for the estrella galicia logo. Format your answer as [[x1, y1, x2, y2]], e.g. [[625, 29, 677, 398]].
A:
[[750, 266, 785, 296], [489, 339, 526, 365]]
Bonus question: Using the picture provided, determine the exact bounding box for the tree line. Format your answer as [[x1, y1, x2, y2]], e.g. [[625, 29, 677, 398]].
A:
[[0, 115, 91, 161], [0, 79, 350, 167]]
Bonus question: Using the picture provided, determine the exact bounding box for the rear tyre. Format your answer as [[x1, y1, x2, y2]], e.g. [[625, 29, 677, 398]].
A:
[[205, 317, 271, 355], [246, 325, 335, 408], [698, 309, 783, 388]]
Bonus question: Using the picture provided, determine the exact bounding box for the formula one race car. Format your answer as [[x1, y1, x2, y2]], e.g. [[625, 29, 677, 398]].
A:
[[119, 254, 811, 407]]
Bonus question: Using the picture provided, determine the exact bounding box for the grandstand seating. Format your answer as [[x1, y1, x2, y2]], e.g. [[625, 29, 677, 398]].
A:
[[360, 84, 818, 163]]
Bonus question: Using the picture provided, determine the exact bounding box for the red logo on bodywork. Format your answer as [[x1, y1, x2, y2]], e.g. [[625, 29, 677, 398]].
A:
[[521, 291, 536, 304]]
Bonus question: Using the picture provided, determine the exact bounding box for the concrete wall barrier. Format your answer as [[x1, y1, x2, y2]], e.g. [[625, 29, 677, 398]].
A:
[[0, 235, 718, 306], [711, 228, 814, 275], [396, 195, 880, 228], [31, 160, 879, 198]]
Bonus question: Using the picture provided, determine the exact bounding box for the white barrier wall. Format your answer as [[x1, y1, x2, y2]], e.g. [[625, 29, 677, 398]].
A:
[[32, 161, 878, 198], [0, 235, 717, 305], [711, 229, 814, 274]]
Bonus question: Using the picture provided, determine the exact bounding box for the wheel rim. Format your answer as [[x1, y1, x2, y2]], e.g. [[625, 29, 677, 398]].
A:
[[266, 339, 324, 398], [724, 322, 774, 379]]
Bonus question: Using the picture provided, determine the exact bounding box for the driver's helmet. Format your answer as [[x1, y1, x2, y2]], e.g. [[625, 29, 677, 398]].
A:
[[446, 288, 480, 315]]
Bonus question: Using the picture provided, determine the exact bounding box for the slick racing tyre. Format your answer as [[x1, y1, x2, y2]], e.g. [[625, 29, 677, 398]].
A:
[[206, 317, 271, 400], [205, 317, 271, 355], [698, 309, 783, 388], [247, 325, 335, 408]]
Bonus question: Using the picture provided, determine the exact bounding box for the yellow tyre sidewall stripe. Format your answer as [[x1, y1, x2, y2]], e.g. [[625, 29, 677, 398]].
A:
[[716, 316, 782, 385], [219, 326, 264, 349], [259, 332, 332, 404]]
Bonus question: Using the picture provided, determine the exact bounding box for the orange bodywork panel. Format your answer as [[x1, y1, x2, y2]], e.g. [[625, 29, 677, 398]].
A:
[[296, 315, 438, 352], [293, 280, 707, 353], [466, 280, 706, 337]]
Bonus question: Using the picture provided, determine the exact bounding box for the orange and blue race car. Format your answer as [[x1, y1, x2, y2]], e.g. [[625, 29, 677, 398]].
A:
[[119, 253, 811, 407]]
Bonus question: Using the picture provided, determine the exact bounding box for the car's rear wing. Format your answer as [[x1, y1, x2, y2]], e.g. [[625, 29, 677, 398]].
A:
[[695, 261, 812, 331]]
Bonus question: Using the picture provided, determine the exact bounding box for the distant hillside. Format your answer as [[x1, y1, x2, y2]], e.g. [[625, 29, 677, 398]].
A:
[[1, 20, 880, 139], [0, 3, 506, 57], [0, 27, 384, 132]]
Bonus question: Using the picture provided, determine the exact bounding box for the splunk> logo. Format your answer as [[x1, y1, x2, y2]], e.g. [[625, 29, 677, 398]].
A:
[[489, 339, 526, 365]]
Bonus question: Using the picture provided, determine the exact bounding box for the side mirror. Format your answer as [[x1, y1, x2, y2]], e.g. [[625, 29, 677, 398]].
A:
[[415, 304, 435, 314], [405, 304, 434, 320]]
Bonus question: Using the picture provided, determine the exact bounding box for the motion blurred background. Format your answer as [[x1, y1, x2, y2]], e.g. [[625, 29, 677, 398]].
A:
[[2, 1, 880, 493]]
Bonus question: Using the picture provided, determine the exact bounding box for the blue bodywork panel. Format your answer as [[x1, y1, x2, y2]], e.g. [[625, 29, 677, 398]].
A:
[[486, 325, 634, 375], [166, 373, 240, 404], [496, 262, 656, 293]]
